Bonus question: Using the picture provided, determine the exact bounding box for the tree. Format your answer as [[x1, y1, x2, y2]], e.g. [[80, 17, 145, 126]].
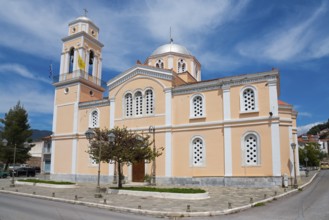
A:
[[299, 143, 325, 167], [87, 127, 163, 188], [307, 119, 329, 135], [0, 102, 33, 170]]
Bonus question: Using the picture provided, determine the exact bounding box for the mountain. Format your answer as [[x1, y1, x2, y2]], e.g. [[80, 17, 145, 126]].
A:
[[31, 129, 52, 141]]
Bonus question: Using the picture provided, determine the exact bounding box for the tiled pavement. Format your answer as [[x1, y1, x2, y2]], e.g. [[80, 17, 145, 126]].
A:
[[0, 171, 318, 215]]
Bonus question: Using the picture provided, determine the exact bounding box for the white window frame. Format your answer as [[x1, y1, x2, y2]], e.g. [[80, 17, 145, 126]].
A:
[[190, 136, 206, 167], [241, 131, 261, 166], [123, 92, 133, 118], [89, 109, 99, 128], [134, 90, 143, 117], [145, 88, 154, 115], [155, 59, 164, 69], [178, 58, 186, 73], [190, 94, 206, 119], [240, 86, 258, 113]]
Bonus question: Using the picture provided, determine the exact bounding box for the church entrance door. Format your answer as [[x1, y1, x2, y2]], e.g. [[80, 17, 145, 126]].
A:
[[132, 161, 145, 182]]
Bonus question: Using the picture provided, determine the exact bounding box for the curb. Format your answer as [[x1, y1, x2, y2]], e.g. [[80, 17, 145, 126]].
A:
[[0, 172, 319, 218]]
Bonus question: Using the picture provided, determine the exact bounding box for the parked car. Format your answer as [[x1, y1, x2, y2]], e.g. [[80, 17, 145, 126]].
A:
[[320, 162, 329, 170], [9, 167, 36, 177], [0, 168, 9, 178]]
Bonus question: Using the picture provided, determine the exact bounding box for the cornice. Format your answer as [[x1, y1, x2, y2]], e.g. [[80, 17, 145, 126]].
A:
[[62, 31, 104, 48], [173, 70, 278, 95], [53, 76, 105, 92], [107, 65, 173, 91], [79, 99, 110, 109]]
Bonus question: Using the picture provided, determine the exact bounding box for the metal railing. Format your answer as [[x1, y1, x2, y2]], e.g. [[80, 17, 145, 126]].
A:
[[52, 70, 107, 88]]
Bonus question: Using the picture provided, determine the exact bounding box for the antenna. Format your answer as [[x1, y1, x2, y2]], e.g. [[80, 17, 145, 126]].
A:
[[170, 27, 173, 43]]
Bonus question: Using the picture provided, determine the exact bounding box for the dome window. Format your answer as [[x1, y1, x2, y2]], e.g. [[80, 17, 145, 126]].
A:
[[178, 59, 186, 73], [155, 59, 164, 69]]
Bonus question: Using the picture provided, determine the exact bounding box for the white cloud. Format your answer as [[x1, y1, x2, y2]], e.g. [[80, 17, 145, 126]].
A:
[[0, 1, 250, 72], [0, 1, 67, 60], [238, 2, 329, 62], [0, 63, 50, 83], [0, 79, 53, 115], [198, 51, 241, 73], [144, 0, 249, 43], [298, 112, 312, 117], [297, 121, 323, 135]]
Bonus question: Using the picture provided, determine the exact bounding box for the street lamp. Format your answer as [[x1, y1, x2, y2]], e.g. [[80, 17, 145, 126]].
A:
[[291, 143, 298, 189], [2, 138, 8, 146], [149, 126, 156, 185], [85, 128, 103, 196], [108, 132, 116, 184]]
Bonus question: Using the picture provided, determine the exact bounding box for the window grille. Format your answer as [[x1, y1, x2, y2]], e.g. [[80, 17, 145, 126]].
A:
[[193, 95, 203, 117], [192, 138, 204, 166], [244, 134, 258, 165], [243, 88, 255, 111], [135, 91, 143, 116], [145, 90, 154, 114], [125, 93, 133, 117]]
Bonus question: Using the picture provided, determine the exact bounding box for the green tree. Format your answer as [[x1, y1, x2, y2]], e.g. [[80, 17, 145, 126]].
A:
[[87, 127, 163, 188], [0, 102, 33, 170], [298, 142, 325, 167], [307, 119, 329, 135]]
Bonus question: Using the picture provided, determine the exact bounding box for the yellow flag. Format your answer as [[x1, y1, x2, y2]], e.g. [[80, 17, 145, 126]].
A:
[[78, 54, 86, 70]]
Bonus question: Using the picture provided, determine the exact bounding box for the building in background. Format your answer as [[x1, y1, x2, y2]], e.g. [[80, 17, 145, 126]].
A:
[[51, 15, 299, 187]]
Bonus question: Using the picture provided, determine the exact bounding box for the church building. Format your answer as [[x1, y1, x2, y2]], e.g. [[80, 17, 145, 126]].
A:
[[51, 15, 299, 186]]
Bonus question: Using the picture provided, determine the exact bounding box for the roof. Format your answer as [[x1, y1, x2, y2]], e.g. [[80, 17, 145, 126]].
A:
[[151, 42, 191, 56], [278, 100, 291, 106]]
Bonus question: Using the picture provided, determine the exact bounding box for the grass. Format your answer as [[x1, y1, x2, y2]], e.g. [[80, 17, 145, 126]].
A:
[[110, 186, 206, 194], [253, 202, 265, 207], [17, 179, 75, 185]]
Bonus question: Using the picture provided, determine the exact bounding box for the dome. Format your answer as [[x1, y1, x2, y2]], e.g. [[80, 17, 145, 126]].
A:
[[75, 16, 92, 22], [151, 43, 191, 56]]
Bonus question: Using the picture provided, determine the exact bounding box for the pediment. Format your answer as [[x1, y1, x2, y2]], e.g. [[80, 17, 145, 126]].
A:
[[107, 64, 173, 91]]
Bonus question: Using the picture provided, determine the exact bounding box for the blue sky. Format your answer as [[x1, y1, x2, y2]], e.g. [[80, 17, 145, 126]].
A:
[[0, 0, 328, 134]]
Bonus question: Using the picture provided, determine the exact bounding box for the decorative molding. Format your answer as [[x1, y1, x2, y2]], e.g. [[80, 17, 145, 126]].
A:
[[62, 31, 103, 48], [173, 70, 278, 95], [107, 65, 173, 90], [79, 99, 110, 109]]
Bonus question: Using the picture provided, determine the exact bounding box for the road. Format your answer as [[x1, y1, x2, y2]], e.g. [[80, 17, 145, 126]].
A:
[[0, 171, 328, 220], [187, 170, 329, 220], [0, 193, 155, 220]]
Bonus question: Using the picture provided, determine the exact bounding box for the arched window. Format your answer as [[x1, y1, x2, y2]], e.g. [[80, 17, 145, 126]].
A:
[[243, 133, 260, 166], [191, 137, 205, 166], [89, 109, 99, 128], [145, 89, 154, 115], [240, 86, 258, 112], [88, 50, 94, 75], [178, 59, 186, 73], [190, 94, 205, 118], [155, 59, 164, 69], [135, 91, 143, 116], [69, 48, 75, 73], [124, 93, 133, 117]]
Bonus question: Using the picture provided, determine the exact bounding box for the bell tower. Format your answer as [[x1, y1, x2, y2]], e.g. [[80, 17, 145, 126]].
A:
[[51, 14, 105, 176]]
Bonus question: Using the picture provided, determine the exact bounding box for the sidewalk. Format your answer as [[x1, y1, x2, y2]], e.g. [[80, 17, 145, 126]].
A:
[[0, 171, 318, 217]]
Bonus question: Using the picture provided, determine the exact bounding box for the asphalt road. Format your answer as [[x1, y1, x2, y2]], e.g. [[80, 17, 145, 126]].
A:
[[187, 170, 329, 220], [0, 171, 328, 220], [0, 193, 156, 220]]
